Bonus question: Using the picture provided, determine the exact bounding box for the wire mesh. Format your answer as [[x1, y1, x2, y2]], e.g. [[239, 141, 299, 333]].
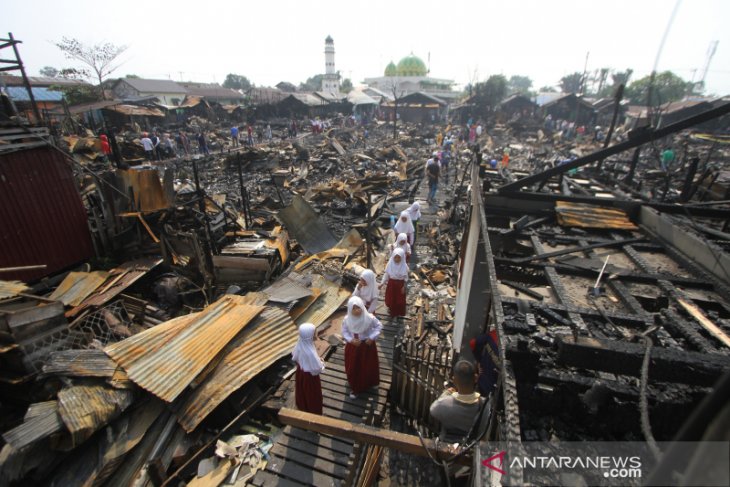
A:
[[20, 300, 132, 373]]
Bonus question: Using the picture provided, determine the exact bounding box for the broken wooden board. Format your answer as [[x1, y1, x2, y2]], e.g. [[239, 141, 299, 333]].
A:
[[677, 298, 730, 349], [278, 408, 470, 465], [555, 201, 637, 230]]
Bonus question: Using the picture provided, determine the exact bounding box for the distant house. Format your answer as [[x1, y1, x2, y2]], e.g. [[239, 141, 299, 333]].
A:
[[178, 82, 245, 105], [498, 94, 538, 120], [247, 87, 287, 106], [112, 78, 188, 106], [382, 91, 447, 123], [657, 99, 713, 128], [540, 93, 595, 126], [589, 97, 629, 128], [1, 74, 91, 122], [277, 93, 328, 117]]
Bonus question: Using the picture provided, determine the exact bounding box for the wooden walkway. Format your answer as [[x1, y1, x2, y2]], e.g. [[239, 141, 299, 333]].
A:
[[251, 319, 399, 486]]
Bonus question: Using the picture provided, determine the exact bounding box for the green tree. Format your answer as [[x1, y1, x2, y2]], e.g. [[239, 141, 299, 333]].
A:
[[540, 85, 558, 93], [222, 73, 252, 91], [39, 66, 58, 78], [276, 81, 297, 93], [624, 71, 691, 106], [299, 74, 324, 92], [560, 72, 584, 94], [507, 75, 533, 95], [125, 74, 140, 79], [55, 37, 127, 100], [473, 74, 508, 115], [340, 78, 353, 93]]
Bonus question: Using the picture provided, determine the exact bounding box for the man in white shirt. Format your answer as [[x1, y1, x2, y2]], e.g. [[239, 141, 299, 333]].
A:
[[141, 133, 154, 161]]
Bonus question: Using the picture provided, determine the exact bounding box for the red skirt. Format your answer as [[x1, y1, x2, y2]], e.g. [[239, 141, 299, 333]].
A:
[[295, 365, 323, 415], [385, 278, 406, 317], [344, 341, 380, 394]]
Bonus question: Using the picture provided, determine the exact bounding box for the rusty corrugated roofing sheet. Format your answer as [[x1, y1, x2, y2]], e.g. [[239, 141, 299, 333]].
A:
[[295, 275, 350, 327], [277, 194, 338, 254], [0, 280, 30, 300], [57, 384, 135, 446], [68, 258, 162, 317], [42, 349, 120, 378], [0, 147, 93, 283], [104, 295, 264, 402], [175, 306, 297, 432], [263, 274, 312, 304], [48, 271, 110, 306]]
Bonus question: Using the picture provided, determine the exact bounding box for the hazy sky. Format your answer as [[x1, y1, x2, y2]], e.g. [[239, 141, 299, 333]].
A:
[[4, 0, 730, 95]]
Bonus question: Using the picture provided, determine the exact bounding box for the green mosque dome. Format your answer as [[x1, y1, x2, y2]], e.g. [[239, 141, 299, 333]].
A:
[[396, 54, 427, 77], [384, 61, 397, 76]]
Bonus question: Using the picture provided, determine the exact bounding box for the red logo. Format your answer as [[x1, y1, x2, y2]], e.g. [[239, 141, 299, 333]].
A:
[[482, 451, 506, 475]]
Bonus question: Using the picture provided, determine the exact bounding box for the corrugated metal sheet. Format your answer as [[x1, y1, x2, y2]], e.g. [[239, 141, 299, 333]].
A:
[[0, 280, 30, 300], [42, 349, 120, 378], [0, 147, 94, 283], [6, 86, 64, 102], [176, 307, 298, 432], [104, 295, 264, 402], [116, 168, 173, 212], [277, 194, 338, 254], [48, 271, 109, 306], [263, 274, 312, 304], [68, 258, 162, 317], [57, 384, 135, 446], [295, 275, 350, 327], [2, 401, 64, 449]]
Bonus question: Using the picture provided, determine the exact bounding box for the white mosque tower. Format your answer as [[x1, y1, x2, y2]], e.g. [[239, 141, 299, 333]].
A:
[[322, 35, 340, 93]]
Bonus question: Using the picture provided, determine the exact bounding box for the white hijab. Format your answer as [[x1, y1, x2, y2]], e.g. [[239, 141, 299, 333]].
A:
[[392, 233, 411, 255], [292, 323, 324, 374], [356, 269, 378, 303], [407, 202, 421, 222], [343, 296, 373, 335], [394, 210, 414, 235], [385, 248, 409, 280]]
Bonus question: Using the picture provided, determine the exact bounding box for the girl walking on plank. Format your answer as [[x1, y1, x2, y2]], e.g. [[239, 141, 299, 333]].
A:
[[389, 232, 412, 264], [342, 296, 382, 398], [353, 269, 378, 313], [292, 323, 324, 414], [380, 248, 408, 318], [406, 201, 421, 246], [393, 210, 415, 246]]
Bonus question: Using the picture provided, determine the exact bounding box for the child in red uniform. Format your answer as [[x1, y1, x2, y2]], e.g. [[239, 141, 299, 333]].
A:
[[292, 322, 324, 414], [380, 248, 408, 317], [342, 296, 382, 398]]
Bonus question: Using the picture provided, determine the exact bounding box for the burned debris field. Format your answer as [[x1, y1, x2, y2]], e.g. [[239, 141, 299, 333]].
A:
[[2, 24, 730, 487]]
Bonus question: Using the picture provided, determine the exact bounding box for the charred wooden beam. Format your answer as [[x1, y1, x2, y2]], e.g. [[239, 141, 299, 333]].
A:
[[277, 408, 471, 465], [556, 335, 730, 387]]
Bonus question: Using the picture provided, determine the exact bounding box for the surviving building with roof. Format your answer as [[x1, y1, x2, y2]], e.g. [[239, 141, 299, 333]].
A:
[[112, 78, 188, 106], [363, 53, 457, 102]]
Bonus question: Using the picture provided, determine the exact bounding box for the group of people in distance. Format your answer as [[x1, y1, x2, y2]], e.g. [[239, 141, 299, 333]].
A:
[[290, 201, 421, 413]]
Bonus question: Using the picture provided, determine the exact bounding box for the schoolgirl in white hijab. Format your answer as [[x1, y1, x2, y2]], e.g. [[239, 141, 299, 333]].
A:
[[389, 233, 412, 260], [353, 269, 379, 313], [393, 210, 415, 245], [292, 323, 324, 375], [342, 296, 381, 342]]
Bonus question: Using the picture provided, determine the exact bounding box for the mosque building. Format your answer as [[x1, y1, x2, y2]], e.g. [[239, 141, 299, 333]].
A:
[[363, 53, 457, 102]]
